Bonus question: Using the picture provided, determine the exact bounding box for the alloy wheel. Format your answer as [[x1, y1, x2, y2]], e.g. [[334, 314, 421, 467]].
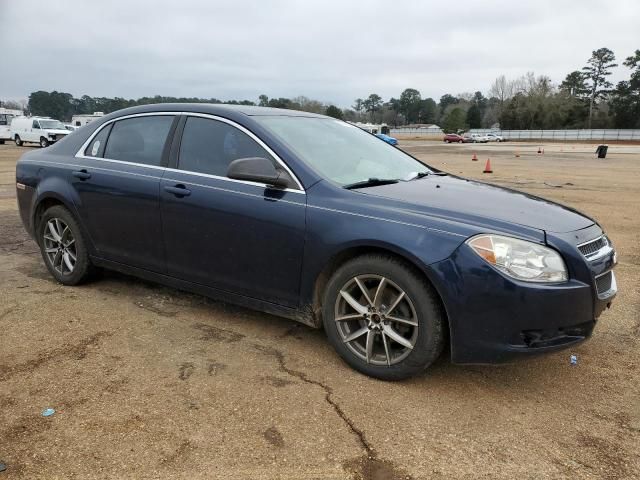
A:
[[43, 218, 77, 275], [334, 274, 419, 366]]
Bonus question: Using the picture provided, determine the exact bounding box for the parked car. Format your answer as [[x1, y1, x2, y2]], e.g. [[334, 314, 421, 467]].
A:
[[462, 134, 476, 143], [11, 117, 70, 148], [469, 133, 490, 143], [375, 133, 398, 146], [443, 133, 463, 143], [486, 133, 504, 142], [15, 104, 617, 380]]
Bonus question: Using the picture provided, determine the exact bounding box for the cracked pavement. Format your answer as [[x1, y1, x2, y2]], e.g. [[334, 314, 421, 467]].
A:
[[1, 142, 639, 479]]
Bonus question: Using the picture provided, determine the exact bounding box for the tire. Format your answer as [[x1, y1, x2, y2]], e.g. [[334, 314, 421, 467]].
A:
[[40, 137, 49, 148], [0, 140, 5, 145], [322, 254, 444, 380], [37, 205, 94, 285], [458, 140, 463, 143], [15, 135, 23, 147]]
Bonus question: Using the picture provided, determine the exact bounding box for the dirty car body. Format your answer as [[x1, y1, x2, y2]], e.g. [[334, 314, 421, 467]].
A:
[[15, 104, 617, 373]]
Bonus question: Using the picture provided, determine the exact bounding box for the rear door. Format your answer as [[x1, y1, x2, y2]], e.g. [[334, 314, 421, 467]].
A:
[[70, 114, 177, 272], [159, 114, 306, 307]]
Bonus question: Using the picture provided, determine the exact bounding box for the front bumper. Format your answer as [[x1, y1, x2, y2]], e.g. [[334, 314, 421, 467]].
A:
[[428, 230, 616, 364]]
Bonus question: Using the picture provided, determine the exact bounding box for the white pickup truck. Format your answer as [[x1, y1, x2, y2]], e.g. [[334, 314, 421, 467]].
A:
[[10, 116, 70, 148]]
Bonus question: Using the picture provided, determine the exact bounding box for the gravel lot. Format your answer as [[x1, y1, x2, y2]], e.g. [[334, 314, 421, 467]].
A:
[[0, 140, 638, 479]]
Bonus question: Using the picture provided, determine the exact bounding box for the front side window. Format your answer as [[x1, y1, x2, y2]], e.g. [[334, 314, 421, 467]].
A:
[[178, 116, 271, 177], [32, 120, 40, 129], [84, 124, 112, 158], [254, 117, 432, 186], [104, 116, 174, 166]]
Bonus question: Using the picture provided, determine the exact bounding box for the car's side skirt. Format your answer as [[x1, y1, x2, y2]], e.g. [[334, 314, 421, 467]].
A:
[[90, 256, 318, 328]]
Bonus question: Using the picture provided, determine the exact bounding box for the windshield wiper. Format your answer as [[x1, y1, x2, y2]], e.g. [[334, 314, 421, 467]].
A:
[[343, 178, 399, 190], [408, 171, 447, 180]]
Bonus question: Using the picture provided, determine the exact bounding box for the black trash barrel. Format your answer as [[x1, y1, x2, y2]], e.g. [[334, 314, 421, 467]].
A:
[[596, 145, 608, 159]]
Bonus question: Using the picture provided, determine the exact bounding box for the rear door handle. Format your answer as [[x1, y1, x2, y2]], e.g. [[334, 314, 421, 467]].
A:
[[164, 184, 191, 197], [72, 169, 91, 180]]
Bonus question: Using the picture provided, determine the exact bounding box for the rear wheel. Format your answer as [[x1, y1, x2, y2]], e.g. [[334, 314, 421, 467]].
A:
[[322, 255, 444, 380], [38, 205, 94, 285], [444, 139, 450, 143], [40, 137, 49, 148], [14, 135, 22, 147]]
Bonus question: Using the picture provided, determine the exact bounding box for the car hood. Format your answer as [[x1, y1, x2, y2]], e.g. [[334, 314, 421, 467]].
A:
[[46, 129, 69, 135], [358, 175, 594, 233]]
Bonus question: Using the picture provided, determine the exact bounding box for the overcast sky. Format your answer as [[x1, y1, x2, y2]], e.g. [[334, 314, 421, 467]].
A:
[[1, 0, 638, 108]]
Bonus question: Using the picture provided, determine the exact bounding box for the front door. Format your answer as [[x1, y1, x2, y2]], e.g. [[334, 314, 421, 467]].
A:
[[160, 115, 306, 307], [69, 114, 176, 272]]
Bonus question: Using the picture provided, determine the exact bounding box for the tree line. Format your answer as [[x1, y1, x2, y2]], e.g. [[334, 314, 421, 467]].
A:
[[1, 47, 638, 132], [0, 93, 346, 123], [349, 47, 639, 132]]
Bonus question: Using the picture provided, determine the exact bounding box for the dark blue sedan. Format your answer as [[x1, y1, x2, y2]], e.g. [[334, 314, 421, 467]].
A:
[[375, 133, 398, 146], [15, 104, 617, 380]]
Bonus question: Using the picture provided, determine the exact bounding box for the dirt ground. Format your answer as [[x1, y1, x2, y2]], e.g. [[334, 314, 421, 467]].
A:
[[0, 140, 638, 479]]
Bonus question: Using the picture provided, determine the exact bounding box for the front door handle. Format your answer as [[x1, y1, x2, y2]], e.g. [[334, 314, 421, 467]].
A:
[[72, 169, 91, 180], [164, 184, 191, 197]]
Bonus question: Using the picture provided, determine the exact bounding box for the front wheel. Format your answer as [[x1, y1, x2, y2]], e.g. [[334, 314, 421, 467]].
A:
[[14, 135, 23, 147], [322, 255, 444, 380], [38, 205, 94, 285], [40, 137, 49, 148]]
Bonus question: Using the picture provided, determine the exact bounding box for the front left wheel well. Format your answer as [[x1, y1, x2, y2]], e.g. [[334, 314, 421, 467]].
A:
[[311, 247, 450, 342]]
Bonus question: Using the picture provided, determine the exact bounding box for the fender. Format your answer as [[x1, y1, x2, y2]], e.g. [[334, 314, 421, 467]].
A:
[[30, 176, 98, 256]]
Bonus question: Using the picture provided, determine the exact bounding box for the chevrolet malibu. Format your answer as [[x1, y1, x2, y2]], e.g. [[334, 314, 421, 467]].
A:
[[15, 104, 617, 380]]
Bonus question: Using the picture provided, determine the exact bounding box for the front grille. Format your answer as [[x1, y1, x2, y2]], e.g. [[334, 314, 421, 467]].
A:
[[578, 236, 607, 257], [595, 271, 613, 294]]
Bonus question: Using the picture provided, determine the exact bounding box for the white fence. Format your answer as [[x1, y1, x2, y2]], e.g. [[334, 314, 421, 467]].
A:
[[469, 129, 640, 141], [390, 128, 444, 136], [389, 128, 640, 141]]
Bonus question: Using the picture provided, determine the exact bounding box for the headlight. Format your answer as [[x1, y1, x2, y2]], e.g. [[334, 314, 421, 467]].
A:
[[467, 234, 568, 283]]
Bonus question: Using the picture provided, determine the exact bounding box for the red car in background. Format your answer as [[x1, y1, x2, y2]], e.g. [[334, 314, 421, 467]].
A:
[[443, 133, 463, 143]]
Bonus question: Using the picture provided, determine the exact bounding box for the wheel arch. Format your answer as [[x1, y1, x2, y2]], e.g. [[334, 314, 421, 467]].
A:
[[310, 244, 451, 352], [32, 194, 72, 233]]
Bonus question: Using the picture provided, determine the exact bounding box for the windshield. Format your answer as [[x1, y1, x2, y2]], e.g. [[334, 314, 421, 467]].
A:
[[39, 119, 66, 130], [254, 117, 431, 186]]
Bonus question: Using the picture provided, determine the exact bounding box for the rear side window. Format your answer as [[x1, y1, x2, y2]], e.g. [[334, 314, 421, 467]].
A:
[[104, 116, 174, 166], [178, 116, 271, 176], [84, 124, 112, 158]]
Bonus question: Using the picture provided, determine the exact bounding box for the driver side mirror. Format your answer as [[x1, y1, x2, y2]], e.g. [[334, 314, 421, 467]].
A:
[[227, 157, 292, 189]]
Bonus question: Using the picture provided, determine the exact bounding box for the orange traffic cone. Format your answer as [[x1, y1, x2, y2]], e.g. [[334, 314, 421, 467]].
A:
[[542, 148, 545, 154], [472, 152, 478, 161], [515, 150, 520, 157], [483, 158, 493, 173], [537, 146, 542, 154]]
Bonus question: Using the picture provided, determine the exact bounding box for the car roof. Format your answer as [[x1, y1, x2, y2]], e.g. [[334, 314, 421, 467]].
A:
[[101, 103, 328, 119]]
